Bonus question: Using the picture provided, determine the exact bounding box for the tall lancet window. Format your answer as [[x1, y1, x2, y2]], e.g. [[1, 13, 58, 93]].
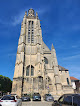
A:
[[31, 65, 34, 76], [44, 57, 48, 64], [28, 21, 31, 43], [26, 65, 30, 76], [31, 21, 34, 43], [28, 21, 34, 43], [26, 65, 34, 76]]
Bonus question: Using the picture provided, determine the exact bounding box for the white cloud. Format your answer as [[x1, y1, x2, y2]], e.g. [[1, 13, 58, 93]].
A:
[[11, 7, 48, 26], [72, 45, 78, 48], [62, 54, 80, 60], [70, 72, 80, 80], [0, 19, 10, 25], [68, 66, 80, 79], [11, 10, 25, 26], [0, 8, 47, 26], [72, 25, 80, 30], [62, 64, 80, 79]]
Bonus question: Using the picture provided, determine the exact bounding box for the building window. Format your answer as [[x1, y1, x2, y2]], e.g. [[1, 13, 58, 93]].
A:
[[28, 21, 34, 43], [38, 76, 43, 82], [28, 21, 31, 43], [31, 21, 34, 43], [26, 66, 30, 76], [28, 21, 31, 28], [26, 65, 34, 76], [32, 21, 34, 29], [31, 65, 34, 76], [44, 57, 48, 64], [67, 78, 69, 85], [28, 32, 30, 43]]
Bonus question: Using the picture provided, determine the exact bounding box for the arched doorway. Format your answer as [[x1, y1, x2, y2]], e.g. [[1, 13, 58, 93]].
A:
[[38, 76, 43, 90]]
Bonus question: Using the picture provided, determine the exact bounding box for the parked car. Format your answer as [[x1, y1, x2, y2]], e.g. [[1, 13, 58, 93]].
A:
[[21, 94, 31, 101], [0, 95, 22, 106], [32, 93, 41, 101], [52, 94, 80, 106], [43, 94, 54, 101]]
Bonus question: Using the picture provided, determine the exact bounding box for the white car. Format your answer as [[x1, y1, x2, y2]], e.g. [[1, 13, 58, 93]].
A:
[[0, 95, 22, 106]]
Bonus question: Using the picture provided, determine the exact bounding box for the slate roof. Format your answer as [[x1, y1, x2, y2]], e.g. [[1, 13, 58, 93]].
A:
[[58, 65, 68, 71], [42, 41, 50, 52]]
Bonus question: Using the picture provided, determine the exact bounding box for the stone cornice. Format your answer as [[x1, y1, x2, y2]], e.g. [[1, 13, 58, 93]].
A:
[[62, 85, 72, 89], [15, 61, 23, 66], [18, 42, 26, 46], [35, 62, 42, 66], [55, 82, 62, 85], [44, 52, 51, 54], [24, 76, 38, 79], [47, 70, 54, 73], [13, 77, 23, 80], [27, 16, 36, 19], [54, 74, 59, 76]]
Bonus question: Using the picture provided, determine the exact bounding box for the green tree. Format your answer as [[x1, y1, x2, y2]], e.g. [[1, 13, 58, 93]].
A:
[[0, 75, 12, 92]]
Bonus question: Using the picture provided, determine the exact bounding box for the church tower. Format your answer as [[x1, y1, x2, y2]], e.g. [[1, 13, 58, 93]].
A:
[[12, 9, 73, 97]]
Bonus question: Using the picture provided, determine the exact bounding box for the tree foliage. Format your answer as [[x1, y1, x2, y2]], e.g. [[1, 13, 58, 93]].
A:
[[0, 75, 12, 92]]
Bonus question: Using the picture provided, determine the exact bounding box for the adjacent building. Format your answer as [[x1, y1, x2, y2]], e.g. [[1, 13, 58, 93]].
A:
[[70, 76, 80, 93], [12, 9, 73, 97]]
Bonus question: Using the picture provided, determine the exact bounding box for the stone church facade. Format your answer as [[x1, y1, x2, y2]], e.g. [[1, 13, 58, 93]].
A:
[[12, 9, 73, 97]]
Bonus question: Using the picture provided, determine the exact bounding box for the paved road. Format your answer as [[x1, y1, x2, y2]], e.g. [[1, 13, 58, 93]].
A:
[[22, 101, 53, 106]]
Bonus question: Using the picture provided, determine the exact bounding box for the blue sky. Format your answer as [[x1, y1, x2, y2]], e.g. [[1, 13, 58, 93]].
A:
[[0, 0, 80, 80]]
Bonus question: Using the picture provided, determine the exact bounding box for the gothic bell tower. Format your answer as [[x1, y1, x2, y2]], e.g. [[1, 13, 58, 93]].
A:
[[12, 9, 44, 97], [12, 9, 73, 97]]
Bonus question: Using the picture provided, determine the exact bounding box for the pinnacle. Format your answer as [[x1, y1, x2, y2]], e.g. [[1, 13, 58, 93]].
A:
[[51, 44, 54, 50], [25, 11, 27, 15]]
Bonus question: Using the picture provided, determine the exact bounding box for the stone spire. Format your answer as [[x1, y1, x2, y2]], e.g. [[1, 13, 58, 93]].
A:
[[51, 43, 54, 50], [36, 12, 38, 19], [24, 11, 27, 18]]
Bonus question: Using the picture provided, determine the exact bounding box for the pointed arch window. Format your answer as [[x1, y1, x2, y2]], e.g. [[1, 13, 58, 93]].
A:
[[26, 65, 34, 76], [28, 21, 34, 43], [31, 65, 34, 76], [44, 57, 48, 64], [31, 21, 34, 43], [28, 21, 31, 43], [26, 65, 30, 76], [32, 21, 34, 29], [28, 21, 31, 29]]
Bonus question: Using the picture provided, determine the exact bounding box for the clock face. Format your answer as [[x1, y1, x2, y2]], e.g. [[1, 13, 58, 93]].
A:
[[28, 9, 34, 16]]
